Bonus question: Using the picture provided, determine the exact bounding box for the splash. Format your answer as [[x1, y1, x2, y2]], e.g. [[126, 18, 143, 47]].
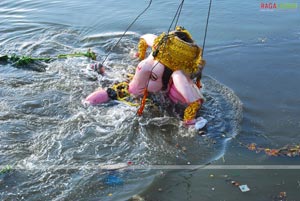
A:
[[0, 31, 242, 200]]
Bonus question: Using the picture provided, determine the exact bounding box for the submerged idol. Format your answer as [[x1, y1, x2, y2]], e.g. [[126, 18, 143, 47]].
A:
[[85, 26, 206, 125]]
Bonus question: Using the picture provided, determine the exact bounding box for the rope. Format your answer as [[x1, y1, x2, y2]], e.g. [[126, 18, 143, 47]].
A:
[[202, 0, 213, 57], [136, 0, 185, 116], [195, 0, 213, 87], [167, 0, 185, 34], [101, 0, 152, 65], [174, 1, 184, 29]]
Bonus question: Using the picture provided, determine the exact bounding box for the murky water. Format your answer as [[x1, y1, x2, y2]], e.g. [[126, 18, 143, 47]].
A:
[[1, 0, 300, 200]]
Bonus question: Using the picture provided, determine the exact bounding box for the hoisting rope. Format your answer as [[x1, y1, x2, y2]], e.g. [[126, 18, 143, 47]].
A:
[[196, 0, 213, 87], [100, 0, 152, 66], [133, 0, 300, 157], [202, 0, 213, 57], [96, 0, 153, 114], [167, 0, 185, 33], [137, 0, 185, 116], [174, 0, 184, 30], [198, 0, 300, 158]]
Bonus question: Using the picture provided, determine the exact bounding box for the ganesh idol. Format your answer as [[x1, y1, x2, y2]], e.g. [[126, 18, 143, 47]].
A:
[[85, 26, 206, 125]]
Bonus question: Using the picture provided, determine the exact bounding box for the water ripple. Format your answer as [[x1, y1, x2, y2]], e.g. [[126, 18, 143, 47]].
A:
[[1, 29, 242, 200]]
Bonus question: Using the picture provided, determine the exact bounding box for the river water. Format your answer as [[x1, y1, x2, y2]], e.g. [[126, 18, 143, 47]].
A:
[[0, 0, 300, 200]]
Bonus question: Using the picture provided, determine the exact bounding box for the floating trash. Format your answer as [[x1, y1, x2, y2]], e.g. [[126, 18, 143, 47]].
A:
[[195, 117, 208, 130], [105, 175, 124, 186], [240, 142, 300, 157], [0, 165, 12, 175], [198, 130, 206, 136], [131, 195, 145, 201], [273, 191, 287, 201], [231, 180, 240, 186], [279, 192, 287, 197], [225, 176, 251, 193], [238, 184, 250, 192]]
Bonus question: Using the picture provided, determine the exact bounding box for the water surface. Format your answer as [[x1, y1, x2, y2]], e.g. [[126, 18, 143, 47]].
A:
[[1, 0, 300, 200]]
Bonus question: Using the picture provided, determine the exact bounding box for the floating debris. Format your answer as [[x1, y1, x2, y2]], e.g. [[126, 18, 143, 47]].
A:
[[279, 192, 287, 198], [105, 175, 124, 186], [131, 195, 145, 201], [273, 191, 287, 201], [0, 165, 12, 175], [195, 117, 207, 130], [231, 181, 240, 186], [198, 130, 206, 136], [159, 171, 165, 177], [0, 49, 96, 72], [238, 184, 250, 192], [240, 142, 300, 157], [225, 177, 250, 193], [258, 37, 267, 43]]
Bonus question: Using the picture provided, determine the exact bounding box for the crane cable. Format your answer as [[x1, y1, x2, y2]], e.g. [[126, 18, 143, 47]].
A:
[[101, 0, 152, 66], [196, 0, 213, 86], [202, 0, 213, 57], [137, 0, 185, 116]]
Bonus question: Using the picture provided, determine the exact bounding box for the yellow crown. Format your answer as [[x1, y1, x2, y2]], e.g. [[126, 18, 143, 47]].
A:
[[152, 28, 203, 74]]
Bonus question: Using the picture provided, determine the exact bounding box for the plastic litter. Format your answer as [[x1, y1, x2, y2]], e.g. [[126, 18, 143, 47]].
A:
[[89, 62, 105, 75], [279, 191, 286, 197], [239, 184, 250, 192], [231, 181, 240, 186], [195, 117, 208, 130], [198, 130, 206, 136], [105, 175, 124, 186]]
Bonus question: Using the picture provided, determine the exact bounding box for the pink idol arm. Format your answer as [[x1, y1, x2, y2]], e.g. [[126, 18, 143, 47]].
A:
[[140, 34, 157, 47], [129, 55, 155, 96], [136, 34, 157, 60], [84, 89, 110, 105], [169, 70, 204, 104]]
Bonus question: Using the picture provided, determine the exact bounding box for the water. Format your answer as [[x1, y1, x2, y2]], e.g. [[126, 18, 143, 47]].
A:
[[1, 0, 300, 200]]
